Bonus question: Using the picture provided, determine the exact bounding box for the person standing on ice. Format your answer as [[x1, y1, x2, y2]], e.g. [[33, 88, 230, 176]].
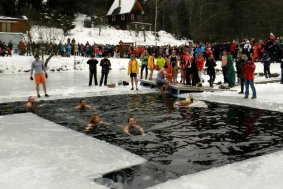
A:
[[205, 54, 216, 87], [30, 54, 49, 98], [87, 54, 98, 86], [128, 54, 139, 90], [196, 52, 205, 86], [169, 49, 178, 83], [260, 53, 271, 78], [140, 50, 149, 79], [221, 50, 228, 83], [243, 58, 256, 99], [148, 52, 155, 80], [226, 52, 236, 88], [99, 54, 111, 86]]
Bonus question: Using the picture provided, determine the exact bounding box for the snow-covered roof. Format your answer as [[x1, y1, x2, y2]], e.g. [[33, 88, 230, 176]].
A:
[[0, 16, 28, 20], [0, 16, 19, 20], [107, 0, 136, 16]]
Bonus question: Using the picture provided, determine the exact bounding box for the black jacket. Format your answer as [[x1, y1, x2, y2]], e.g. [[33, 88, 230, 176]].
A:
[[100, 58, 111, 73], [87, 58, 98, 71], [205, 58, 216, 75]]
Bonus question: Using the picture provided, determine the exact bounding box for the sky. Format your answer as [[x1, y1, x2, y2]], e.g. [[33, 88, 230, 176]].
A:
[[1, 14, 283, 189]]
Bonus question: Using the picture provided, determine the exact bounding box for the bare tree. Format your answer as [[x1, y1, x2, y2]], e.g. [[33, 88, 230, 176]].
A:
[[33, 26, 65, 67]]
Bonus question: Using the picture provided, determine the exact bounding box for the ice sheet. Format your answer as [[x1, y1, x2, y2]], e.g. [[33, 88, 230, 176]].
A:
[[0, 113, 146, 189]]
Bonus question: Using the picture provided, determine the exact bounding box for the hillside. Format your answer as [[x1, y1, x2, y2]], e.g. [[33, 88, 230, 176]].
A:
[[30, 14, 189, 46]]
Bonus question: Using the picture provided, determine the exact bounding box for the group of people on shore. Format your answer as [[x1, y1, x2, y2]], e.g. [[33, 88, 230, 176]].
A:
[[28, 34, 283, 104]]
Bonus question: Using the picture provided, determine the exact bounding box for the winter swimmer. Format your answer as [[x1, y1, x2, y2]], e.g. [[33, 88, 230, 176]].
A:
[[175, 95, 194, 107], [123, 116, 145, 137], [156, 64, 169, 93], [74, 99, 91, 110], [30, 54, 49, 98], [26, 96, 36, 108], [84, 114, 110, 132]]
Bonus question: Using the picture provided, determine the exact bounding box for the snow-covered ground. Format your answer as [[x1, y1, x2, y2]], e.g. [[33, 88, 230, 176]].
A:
[[0, 113, 145, 189], [30, 14, 189, 46]]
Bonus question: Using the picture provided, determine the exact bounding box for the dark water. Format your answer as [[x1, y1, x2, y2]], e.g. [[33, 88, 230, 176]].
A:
[[1, 94, 283, 188]]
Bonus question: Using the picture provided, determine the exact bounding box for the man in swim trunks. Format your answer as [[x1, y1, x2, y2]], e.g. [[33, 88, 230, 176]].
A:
[[123, 116, 145, 137], [30, 54, 49, 98], [156, 65, 169, 93]]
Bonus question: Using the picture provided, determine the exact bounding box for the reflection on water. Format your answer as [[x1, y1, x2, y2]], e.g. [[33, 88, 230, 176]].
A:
[[1, 93, 283, 188]]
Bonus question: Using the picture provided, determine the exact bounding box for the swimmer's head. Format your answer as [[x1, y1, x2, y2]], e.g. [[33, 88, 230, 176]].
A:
[[28, 96, 36, 104], [90, 114, 100, 124], [128, 116, 136, 126], [80, 99, 87, 106]]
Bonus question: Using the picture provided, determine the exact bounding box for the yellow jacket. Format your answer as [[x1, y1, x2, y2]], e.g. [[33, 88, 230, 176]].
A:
[[128, 59, 139, 75], [148, 55, 155, 69]]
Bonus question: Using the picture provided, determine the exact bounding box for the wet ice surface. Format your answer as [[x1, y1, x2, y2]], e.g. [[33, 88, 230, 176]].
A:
[[0, 70, 157, 104], [0, 113, 145, 189], [149, 150, 283, 189]]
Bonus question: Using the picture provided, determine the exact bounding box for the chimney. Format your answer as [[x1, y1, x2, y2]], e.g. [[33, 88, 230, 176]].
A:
[[119, 0, 121, 7]]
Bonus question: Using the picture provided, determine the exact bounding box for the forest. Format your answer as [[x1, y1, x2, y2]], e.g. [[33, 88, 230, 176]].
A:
[[0, 0, 282, 42]]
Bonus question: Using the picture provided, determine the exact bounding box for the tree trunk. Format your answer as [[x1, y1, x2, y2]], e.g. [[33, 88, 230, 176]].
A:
[[44, 52, 54, 67]]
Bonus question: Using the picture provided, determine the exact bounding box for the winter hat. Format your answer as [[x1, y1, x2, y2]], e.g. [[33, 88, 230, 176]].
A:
[[130, 54, 135, 59]]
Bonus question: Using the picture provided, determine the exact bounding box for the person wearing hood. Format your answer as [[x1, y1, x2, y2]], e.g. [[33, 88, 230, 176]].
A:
[[260, 53, 271, 78]]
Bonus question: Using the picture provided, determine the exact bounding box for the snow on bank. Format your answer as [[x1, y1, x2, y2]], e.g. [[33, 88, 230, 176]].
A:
[[30, 14, 189, 46]]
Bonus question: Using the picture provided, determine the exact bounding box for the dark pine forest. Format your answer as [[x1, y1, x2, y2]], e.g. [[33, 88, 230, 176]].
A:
[[0, 0, 282, 42]]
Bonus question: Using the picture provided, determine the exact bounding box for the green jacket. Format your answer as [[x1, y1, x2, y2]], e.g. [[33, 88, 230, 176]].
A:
[[140, 54, 149, 65]]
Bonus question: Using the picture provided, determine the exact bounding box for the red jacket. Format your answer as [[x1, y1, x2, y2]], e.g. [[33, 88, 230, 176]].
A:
[[244, 61, 256, 80], [229, 42, 237, 53], [205, 47, 212, 56], [182, 53, 192, 69], [196, 57, 205, 71]]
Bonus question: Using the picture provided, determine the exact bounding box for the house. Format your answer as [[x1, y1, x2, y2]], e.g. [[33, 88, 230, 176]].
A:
[[106, 0, 150, 30], [0, 16, 29, 50], [0, 16, 28, 33]]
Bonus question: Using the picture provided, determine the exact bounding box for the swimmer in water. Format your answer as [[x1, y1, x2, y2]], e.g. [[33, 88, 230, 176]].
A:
[[74, 99, 91, 110], [176, 95, 194, 106], [123, 116, 145, 137], [84, 114, 110, 132], [26, 96, 36, 108]]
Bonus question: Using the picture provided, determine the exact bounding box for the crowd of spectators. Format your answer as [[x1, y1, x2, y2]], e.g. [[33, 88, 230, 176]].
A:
[[1, 34, 282, 63]]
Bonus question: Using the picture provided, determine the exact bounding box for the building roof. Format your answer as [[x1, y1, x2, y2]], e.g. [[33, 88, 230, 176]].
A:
[[0, 16, 28, 20], [0, 16, 19, 20], [107, 0, 136, 16]]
